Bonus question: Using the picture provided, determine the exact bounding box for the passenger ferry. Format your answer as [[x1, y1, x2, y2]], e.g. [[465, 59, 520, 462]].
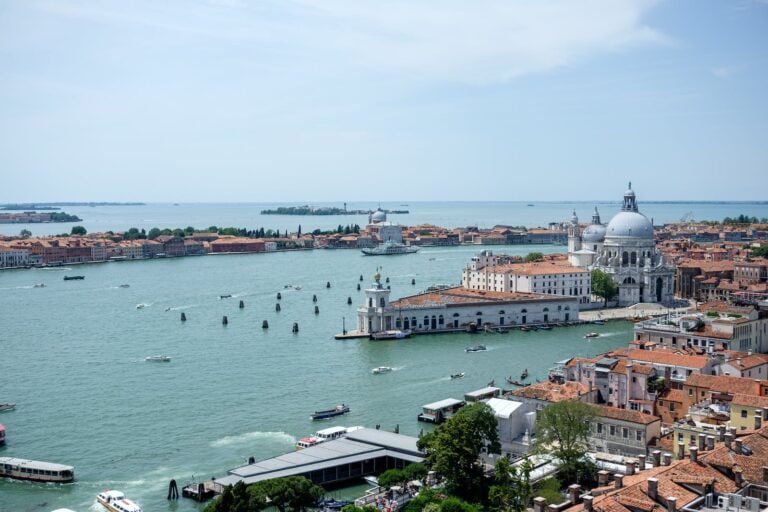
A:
[[361, 240, 419, 256], [0, 457, 74, 483], [96, 490, 143, 512]]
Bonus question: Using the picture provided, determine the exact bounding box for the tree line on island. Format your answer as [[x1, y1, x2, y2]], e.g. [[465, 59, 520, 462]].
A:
[[25, 224, 362, 239], [205, 400, 597, 512]]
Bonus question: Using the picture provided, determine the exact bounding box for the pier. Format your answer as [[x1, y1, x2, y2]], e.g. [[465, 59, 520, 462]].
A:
[[200, 428, 424, 498]]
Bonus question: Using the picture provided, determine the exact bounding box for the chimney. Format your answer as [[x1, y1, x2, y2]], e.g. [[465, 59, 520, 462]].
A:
[[653, 450, 662, 467], [639, 454, 647, 470], [678, 442, 686, 460], [755, 409, 763, 430], [667, 497, 678, 512], [762, 466, 768, 484], [718, 425, 726, 442], [615, 474, 624, 489], [734, 467, 743, 487], [648, 478, 659, 500], [533, 497, 547, 512], [584, 495, 594, 512], [735, 438, 743, 452], [626, 460, 636, 476], [690, 446, 699, 463], [706, 436, 715, 451], [725, 433, 733, 449], [663, 453, 672, 466], [568, 484, 582, 505], [598, 470, 611, 486], [698, 433, 706, 452]]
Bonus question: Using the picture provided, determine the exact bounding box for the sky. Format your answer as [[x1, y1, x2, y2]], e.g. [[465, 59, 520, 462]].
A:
[[0, 0, 767, 202]]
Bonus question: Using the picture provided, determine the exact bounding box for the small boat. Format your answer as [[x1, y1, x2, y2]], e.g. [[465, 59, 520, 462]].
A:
[[0, 457, 74, 483], [370, 330, 411, 340], [135, 303, 149, 309], [487, 379, 495, 387], [429, 257, 436, 261], [521, 369, 529, 380], [450, 372, 465, 379], [584, 332, 600, 339], [371, 366, 393, 374], [0, 403, 16, 412], [96, 490, 143, 512], [520, 326, 532, 332], [118, 284, 130, 288], [527, 204, 535, 207], [592, 320, 606, 325], [311, 404, 350, 421], [284, 284, 303, 290], [363, 475, 380, 486], [536, 325, 552, 331], [505, 378, 525, 386], [33, 283, 46, 288], [145, 355, 171, 362], [219, 294, 232, 299], [0, 423, 5, 445], [63, 275, 84, 281], [465, 345, 487, 353]]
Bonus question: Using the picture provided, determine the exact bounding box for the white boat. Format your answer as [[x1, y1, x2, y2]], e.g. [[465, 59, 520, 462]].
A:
[[361, 240, 419, 256], [145, 355, 171, 362], [0, 403, 15, 412], [96, 490, 143, 512], [364, 475, 379, 486], [50, 509, 78, 512], [584, 332, 600, 339], [295, 425, 357, 449], [33, 283, 46, 288], [450, 372, 465, 379], [0, 457, 74, 483], [371, 366, 393, 374], [284, 284, 303, 290], [370, 330, 411, 340], [135, 303, 148, 309]]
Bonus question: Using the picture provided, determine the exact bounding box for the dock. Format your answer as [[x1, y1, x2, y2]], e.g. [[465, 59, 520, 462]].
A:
[[197, 428, 424, 499]]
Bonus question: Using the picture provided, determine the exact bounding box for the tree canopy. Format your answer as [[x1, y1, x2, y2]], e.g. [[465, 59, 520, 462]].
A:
[[488, 456, 534, 512], [203, 476, 324, 512], [417, 403, 500, 500], [524, 252, 544, 262], [590, 269, 617, 306], [70, 225, 87, 235], [533, 400, 597, 485]]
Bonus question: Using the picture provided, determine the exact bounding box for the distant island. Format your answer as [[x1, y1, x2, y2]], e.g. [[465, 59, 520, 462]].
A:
[[0, 202, 144, 210], [0, 211, 82, 224], [261, 205, 409, 216]]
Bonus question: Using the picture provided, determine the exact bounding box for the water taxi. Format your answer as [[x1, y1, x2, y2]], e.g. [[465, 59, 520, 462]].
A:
[[96, 490, 143, 512], [464, 345, 487, 353], [145, 355, 171, 362], [310, 404, 349, 421], [584, 332, 600, 339], [371, 366, 392, 374], [450, 372, 465, 379], [0, 457, 74, 483]]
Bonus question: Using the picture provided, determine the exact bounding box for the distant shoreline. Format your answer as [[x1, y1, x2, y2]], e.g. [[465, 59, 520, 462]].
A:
[[0, 202, 145, 210]]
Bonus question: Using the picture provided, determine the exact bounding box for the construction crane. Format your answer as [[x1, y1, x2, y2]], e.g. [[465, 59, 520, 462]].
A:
[[680, 211, 695, 223]]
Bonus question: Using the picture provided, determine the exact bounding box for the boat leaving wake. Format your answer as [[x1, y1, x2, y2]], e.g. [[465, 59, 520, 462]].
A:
[[210, 431, 296, 448]]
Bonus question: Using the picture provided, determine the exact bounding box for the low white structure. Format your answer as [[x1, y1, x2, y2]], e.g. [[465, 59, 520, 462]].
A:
[[486, 398, 538, 456]]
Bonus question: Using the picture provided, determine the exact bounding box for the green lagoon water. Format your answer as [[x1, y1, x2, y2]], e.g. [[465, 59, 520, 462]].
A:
[[0, 245, 631, 512]]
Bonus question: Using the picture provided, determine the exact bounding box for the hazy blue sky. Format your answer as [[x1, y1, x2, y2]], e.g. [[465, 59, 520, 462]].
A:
[[1, 0, 766, 202]]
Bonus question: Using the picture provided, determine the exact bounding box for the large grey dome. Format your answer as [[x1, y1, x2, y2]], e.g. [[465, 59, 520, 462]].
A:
[[370, 209, 387, 223], [606, 211, 653, 239], [582, 223, 607, 243]]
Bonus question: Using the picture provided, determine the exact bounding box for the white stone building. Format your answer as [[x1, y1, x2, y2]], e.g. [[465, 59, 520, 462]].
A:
[[567, 183, 675, 306], [0, 247, 30, 268], [366, 208, 403, 244]]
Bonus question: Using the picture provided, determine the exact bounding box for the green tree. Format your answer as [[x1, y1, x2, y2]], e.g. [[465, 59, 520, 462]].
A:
[[417, 403, 500, 501], [752, 246, 768, 258], [19, 229, 32, 238], [524, 252, 544, 262], [533, 478, 563, 506], [378, 469, 406, 488], [402, 462, 428, 482], [253, 476, 324, 512], [533, 400, 597, 485], [440, 497, 481, 512], [590, 269, 617, 306], [70, 225, 87, 235], [341, 506, 377, 512], [488, 456, 533, 512], [147, 227, 162, 239]]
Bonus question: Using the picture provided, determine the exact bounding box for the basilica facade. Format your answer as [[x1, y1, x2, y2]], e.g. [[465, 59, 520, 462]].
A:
[[567, 184, 674, 307]]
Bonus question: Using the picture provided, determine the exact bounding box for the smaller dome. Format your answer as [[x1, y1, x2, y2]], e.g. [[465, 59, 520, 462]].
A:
[[582, 223, 607, 243], [371, 209, 387, 223]]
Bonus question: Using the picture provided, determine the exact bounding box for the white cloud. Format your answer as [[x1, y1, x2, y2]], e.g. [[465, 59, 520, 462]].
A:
[[29, 0, 668, 83]]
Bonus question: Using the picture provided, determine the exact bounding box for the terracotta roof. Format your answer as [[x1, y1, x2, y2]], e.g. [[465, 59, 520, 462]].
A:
[[684, 374, 767, 395], [659, 389, 686, 403], [626, 349, 710, 369], [596, 405, 660, 425], [481, 260, 588, 276], [389, 286, 570, 308], [730, 394, 768, 408], [701, 426, 768, 484], [724, 353, 768, 371]]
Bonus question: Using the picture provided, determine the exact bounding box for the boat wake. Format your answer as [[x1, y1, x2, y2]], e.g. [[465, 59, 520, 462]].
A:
[[41, 267, 72, 271], [210, 431, 296, 448], [167, 304, 198, 311]]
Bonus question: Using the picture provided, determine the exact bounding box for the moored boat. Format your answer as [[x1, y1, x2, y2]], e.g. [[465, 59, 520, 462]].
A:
[[0, 403, 15, 412], [465, 345, 487, 353], [371, 366, 392, 374], [505, 377, 525, 386], [592, 320, 606, 325], [0, 457, 74, 483], [96, 490, 143, 512], [370, 330, 410, 340], [145, 355, 171, 362], [296, 425, 352, 449], [311, 404, 349, 421], [521, 368, 529, 380]]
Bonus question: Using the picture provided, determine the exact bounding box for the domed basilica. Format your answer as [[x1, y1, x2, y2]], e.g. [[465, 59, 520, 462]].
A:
[[568, 183, 674, 306]]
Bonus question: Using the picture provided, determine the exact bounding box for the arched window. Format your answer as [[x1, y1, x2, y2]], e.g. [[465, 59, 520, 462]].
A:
[[521, 309, 527, 313], [623, 277, 636, 284], [395, 318, 401, 328], [622, 251, 629, 265], [453, 313, 460, 317], [630, 251, 637, 265], [499, 310, 505, 314], [368, 298, 373, 307], [476, 311, 483, 316], [424, 316, 430, 327], [564, 306, 570, 310], [411, 317, 417, 328], [438, 315, 444, 325], [543, 307, 549, 312], [379, 297, 386, 307]]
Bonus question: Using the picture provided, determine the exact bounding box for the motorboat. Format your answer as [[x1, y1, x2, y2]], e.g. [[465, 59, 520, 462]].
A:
[[145, 355, 171, 362], [96, 490, 143, 512], [33, 283, 46, 288], [363, 475, 379, 486], [63, 275, 84, 280], [465, 345, 487, 353], [521, 369, 529, 380], [135, 303, 148, 309], [371, 366, 393, 374], [584, 332, 600, 339], [0, 403, 16, 412], [219, 294, 232, 299], [487, 379, 495, 387], [520, 326, 532, 332], [0, 457, 74, 483], [118, 284, 130, 288], [284, 284, 303, 290], [592, 320, 606, 325], [536, 325, 552, 331], [370, 330, 411, 340], [296, 426, 352, 449], [311, 404, 350, 421], [361, 240, 419, 256], [450, 372, 465, 379]]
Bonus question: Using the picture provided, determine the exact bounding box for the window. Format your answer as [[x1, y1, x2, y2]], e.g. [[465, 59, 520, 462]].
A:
[[741, 409, 748, 418], [636, 430, 642, 441], [597, 423, 603, 433], [688, 389, 693, 396], [670, 403, 676, 412], [622, 428, 628, 438], [609, 425, 615, 436]]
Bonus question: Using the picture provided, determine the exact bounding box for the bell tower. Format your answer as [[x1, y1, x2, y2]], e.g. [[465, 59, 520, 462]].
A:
[[568, 209, 581, 255]]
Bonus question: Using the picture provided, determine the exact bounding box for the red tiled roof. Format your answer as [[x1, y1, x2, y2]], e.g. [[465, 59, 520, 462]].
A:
[[389, 286, 571, 308], [596, 405, 660, 425]]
